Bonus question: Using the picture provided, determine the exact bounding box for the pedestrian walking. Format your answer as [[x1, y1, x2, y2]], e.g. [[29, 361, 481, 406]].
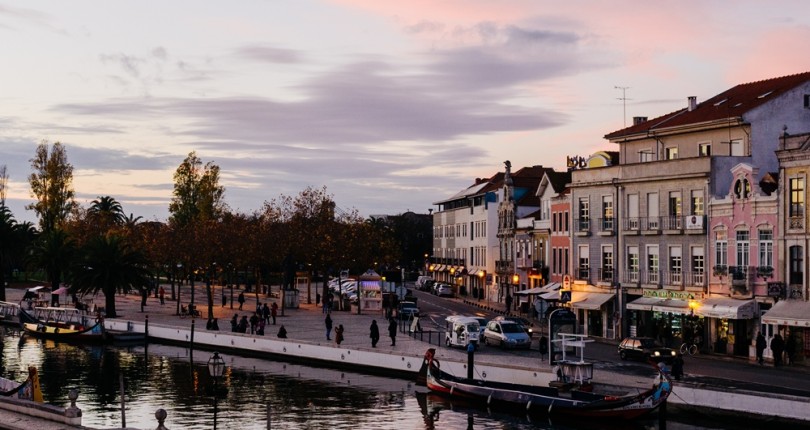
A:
[[271, 302, 278, 325], [388, 318, 397, 346], [771, 333, 785, 366], [316, 292, 321, 306], [211, 318, 219, 331], [671, 353, 684, 381], [539, 335, 548, 360], [370, 320, 380, 348], [786, 332, 797, 365], [257, 319, 265, 336], [335, 324, 345, 345], [262, 303, 270, 324], [159, 286, 165, 305], [237, 316, 248, 333], [325, 313, 333, 340], [756, 332, 767, 365], [221, 291, 227, 307], [238, 292, 245, 310], [505, 294, 513, 315], [231, 314, 238, 332]]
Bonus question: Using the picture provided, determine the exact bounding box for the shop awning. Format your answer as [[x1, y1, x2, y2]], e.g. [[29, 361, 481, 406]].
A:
[[434, 265, 445, 271], [762, 301, 810, 327], [695, 298, 756, 320], [541, 291, 560, 301], [515, 286, 547, 295], [539, 282, 561, 293], [626, 297, 691, 315], [570, 292, 615, 310]]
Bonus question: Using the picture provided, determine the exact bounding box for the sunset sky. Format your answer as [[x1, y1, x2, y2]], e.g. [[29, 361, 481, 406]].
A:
[[2, 1, 810, 225]]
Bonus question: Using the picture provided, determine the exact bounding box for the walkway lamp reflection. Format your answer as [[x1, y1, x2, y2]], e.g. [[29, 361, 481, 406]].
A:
[[208, 352, 225, 430]]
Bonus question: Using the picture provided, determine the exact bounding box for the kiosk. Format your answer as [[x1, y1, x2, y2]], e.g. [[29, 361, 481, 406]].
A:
[[358, 270, 383, 313]]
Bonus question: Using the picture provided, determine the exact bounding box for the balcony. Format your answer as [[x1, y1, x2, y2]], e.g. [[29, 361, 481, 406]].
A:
[[598, 217, 615, 236], [575, 218, 591, 237], [495, 260, 514, 274], [663, 270, 684, 288], [789, 216, 804, 230], [577, 267, 591, 282], [685, 270, 706, 287], [757, 266, 774, 280], [729, 265, 753, 296], [641, 216, 661, 233], [641, 269, 660, 286], [624, 270, 640, 284], [597, 267, 613, 284], [623, 217, 641, 234], [516, 257, 532, 269], [662, 216, 683, 232]]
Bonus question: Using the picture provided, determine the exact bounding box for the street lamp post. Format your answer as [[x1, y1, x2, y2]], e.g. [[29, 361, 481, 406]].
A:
[[207, 352, 225, 430]]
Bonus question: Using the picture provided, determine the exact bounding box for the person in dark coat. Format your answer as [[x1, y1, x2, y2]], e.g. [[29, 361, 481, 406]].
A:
[[388, 318, 397, 346], [370, 320, 380, 348], [335, 324, 345, 345], [755, 332, 767, 365], [211, 318, 219, 331], [249, 313, 259, 334], [671, 353, 684, 381], [271, 302, 278, 325], [325, 313, 333, 340], [237, 316, 248, 333], [539, 335, 549, 360], [771, 333, 785, 366], [221, 291, 227, 307], [786, 332, 797, 365], [230, 314, 238, 332], [277, 325, 287, 338], [262, 303, 270, 324], [238, 292, 245, 310]]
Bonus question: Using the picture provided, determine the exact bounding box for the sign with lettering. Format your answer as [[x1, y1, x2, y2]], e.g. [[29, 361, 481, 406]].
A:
[[642, 289, 702, 300], [563, 275, 572, 289], [767, 282, 785, 298], [560, 290, 572, 303]]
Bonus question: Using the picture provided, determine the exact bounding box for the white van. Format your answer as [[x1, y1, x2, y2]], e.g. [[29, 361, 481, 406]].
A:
[[445, 316, 481, 348]]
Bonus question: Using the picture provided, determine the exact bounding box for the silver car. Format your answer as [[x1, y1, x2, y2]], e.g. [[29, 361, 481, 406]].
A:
[[482, 321, 531, 349]]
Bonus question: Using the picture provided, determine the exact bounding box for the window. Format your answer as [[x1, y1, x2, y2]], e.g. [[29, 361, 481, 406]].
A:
[[627, 194, 639, 230], [647, 246, 659, 284], [628, 246, 639, 282], [578, 198, 590, 230], [699, 143, 711, 157], [639, 150, 654, 162], [790, 177, 805, 218], [804, 94, 810, 109], [564, 210, 569, 232], [734, 178, 751, 199], [669, 246, 682, 284], [730, 139, 744, 156], [692, 247, 705, 286], [736, 230, 750, 268], [691, 190, 704, 215], [470, 222, 474, 240], [759, 230, 773, 268], [647, 193, 659, 229], [715, 230, 728, 267], [790, 245, 803, 285], [578, 245, 590, 279], [668, 191, 682, 229], [602, 195, 614, 230], [665, 147, 678, 160], [602, 246, 613, 282]]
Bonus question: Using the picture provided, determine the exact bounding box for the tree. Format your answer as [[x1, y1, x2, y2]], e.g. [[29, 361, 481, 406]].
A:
[[0, 205, 19, 301], [70, 235, 152, 318], [27, 228, 75, 298], [27, 141, 77, 233], [168, 152, 225, 226], [88, 196, 126, 229], [0, 165, 8, 206]]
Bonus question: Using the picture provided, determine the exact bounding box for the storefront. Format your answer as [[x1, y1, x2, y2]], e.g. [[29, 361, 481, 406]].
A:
[[570, 291, 616, 339], [694, 297, 756, 356], [625, 295, 695, 347], [761, 300, 810, 364]]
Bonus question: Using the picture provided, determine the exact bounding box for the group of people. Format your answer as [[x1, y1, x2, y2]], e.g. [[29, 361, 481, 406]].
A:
[[323, 313, 399, 347], [756, 331, 797, 367]]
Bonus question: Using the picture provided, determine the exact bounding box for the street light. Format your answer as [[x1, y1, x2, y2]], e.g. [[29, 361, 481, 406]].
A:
[[207, 352, 225, 430]]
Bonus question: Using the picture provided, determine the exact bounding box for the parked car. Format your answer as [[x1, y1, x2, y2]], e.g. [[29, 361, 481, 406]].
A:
[[493, 315, 536, 337], [445, 316, 480, 348], [435, 284, 454, 297], [416, 276, 434, 290], [482, 320, 531, 349], [397, 301, 420, 320], [472, 317, 488, 336], [420, 279, 436, 292], [618, 336, 677, 364]]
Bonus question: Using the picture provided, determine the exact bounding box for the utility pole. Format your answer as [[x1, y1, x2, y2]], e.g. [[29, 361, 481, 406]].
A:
[[615, 86, 631, 128]]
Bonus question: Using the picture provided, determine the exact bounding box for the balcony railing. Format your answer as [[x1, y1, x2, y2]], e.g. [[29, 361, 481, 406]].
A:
[[624, 270, 640, 283], [576, 217, 590, 232], [642, 216, 661, 231], [624, 217, 641, 231], [663, 270, 683, 286], [516, 257, 532, 269], [662, 216, 683, 230], [577, 267, 591, 281], [642, 269, 660, 285], [789, 216, 804, 230], [600, 217, 615, 232], [495, 260, 514, 273], [597, 267, 613, 283]]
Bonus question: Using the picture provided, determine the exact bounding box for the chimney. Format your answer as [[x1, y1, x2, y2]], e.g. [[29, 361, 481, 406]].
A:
[[688, 96, 697, 111], [633, 116, 647, 125]]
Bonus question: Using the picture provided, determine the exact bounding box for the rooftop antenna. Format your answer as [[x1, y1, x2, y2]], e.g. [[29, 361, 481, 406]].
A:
[[615, 86, 631, 128]]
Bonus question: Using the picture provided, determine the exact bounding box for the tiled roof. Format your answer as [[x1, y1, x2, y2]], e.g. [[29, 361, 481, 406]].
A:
[[605, 72, 810, 140], [547, 170, 572, 193]]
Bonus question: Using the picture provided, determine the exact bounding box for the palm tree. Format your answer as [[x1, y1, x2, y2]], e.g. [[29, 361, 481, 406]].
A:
[[27, 228, 75, 300], [70, 235, 152, 318], [0, 205, 18, 301], [88, 196, 126, 229]]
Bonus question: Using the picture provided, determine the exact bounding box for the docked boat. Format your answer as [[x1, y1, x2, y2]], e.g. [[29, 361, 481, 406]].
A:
[[0, 366, 43, 402], [421, 348, 671, 420], [19, 307, 107, 343]]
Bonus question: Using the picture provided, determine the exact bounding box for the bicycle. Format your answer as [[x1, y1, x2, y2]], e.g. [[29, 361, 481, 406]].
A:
[[679, 337, 701, 356]]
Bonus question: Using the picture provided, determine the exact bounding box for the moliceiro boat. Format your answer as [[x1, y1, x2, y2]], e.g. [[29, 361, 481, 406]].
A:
[[421, 348, 671, 420], [19, 307, 107, 343], [0, 366, 43, 402]]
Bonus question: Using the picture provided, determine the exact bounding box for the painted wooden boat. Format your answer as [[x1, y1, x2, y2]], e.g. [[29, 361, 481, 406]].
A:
[[19, 307, 107, 343], [422, 348, 671, 420]]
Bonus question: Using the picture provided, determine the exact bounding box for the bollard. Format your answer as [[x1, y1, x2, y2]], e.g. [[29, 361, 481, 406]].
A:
[[155, 408, 168, 430], [467, 342, 475, 379], [145, 315, 150, 340], [65, 389, 81, 419], [190, 318, 195, 346]]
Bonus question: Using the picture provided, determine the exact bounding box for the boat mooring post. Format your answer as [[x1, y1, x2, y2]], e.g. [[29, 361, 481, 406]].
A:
[[467, 341, 475, 379], [145, 314, 149, 338]]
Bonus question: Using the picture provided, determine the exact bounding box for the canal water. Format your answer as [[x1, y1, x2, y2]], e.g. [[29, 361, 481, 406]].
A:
[[0, 328, 754, 429]]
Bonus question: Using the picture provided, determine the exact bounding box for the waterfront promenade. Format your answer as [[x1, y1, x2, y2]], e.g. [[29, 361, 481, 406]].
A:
[[2, 283, 810, 428]]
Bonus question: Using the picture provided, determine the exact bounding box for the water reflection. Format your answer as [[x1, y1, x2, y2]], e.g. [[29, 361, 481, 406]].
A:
[[0, 328, 750, 429]]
